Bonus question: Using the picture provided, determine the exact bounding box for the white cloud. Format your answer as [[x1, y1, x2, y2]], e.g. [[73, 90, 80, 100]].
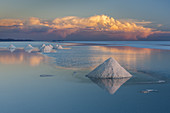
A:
[[0, 15, 158, 39]]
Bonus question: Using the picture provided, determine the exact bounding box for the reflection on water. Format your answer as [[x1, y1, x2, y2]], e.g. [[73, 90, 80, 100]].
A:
[[89, 77, 131, 94], [0, 42, 170, 113], [89, 46, 161, 71], [97, 46, 153, 54], [0, 49, 49, 66], [52, 45, 159, 70], [48, 45, 164, 78], [9, 48, 16, 52], [24, 48, 33, 53]]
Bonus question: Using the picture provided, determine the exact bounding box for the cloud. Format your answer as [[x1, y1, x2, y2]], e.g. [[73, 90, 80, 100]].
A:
[[49, 15, 153, 39], [0, 15, 169, 40], [29, 17, 41, 25], [119, 19, 152, 26], [0, 19, 23, 27], [28, 17, 49, 26], [51, 15, 152, 32]]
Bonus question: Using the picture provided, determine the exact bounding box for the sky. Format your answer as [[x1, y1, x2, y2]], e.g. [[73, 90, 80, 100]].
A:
[[0, 0, 170, 41]]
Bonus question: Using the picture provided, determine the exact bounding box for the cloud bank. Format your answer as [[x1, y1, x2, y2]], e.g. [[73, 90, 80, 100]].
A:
[[0, 15, 169, 40]]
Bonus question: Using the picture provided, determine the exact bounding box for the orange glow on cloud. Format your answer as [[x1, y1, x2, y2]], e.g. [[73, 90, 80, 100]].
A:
[[28, 17, 49, 27], [0, 15, 168, 40], [50, 15, 153, 39], [29, 17, 41, 25], [0, 19, 23, 26]]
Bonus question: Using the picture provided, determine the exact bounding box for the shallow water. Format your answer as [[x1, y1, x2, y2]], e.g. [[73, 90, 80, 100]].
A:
[[0, 41, 170, 113]]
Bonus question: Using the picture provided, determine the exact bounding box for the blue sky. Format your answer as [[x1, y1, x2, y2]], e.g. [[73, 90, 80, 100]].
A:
[[0, 0, 170, 40], [0, 0, 169, 20]]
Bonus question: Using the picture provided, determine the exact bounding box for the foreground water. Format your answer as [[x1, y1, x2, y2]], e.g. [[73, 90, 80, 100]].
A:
[[0, 41, 170, 113]]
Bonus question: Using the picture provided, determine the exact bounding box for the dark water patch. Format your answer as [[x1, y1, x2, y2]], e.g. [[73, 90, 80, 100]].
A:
[[40, 74, 55, 77]]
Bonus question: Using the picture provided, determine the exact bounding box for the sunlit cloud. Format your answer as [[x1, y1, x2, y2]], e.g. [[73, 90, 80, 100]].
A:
[[0, 15, 169, 40], [0, 19, 23, 27], [29, 17, 42, 25], [119, 19, 152, 26], [50, 15, 153, 39], [28, 17, 49, 27]]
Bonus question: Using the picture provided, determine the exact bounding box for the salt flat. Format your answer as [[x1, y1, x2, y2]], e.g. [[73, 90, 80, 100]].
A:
[[0, 41, 170, 113]]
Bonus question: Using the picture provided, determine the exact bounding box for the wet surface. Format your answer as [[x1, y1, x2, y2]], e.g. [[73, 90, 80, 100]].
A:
[[0, 41, 170, 113]]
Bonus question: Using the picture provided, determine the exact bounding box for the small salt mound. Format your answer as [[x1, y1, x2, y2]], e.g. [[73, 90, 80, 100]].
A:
[[39, 44, 46, 51], [87, 57, 132, 78], [24, 44, 34, 53], [40, 44, 46, 49], [8, 44, 16, 52], [57, 45, 63, 49], [49, 44, 53, 49], [40, 45, 52, 53], [53, 44, 59, 49], [8, 44, 16, 49], [24, 44, 34, 50]]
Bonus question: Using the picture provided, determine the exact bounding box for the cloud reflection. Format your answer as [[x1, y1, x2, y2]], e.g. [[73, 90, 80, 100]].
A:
[[89, 46, 161, 72], [0, 49, 48, 66], [52, 45, 159, 70]]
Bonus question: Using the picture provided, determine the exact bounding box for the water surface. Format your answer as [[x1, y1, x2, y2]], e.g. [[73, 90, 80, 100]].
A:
[[0, 41, 170, 113]]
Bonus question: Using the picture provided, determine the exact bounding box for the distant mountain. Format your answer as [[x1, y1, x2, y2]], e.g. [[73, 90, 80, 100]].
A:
[[0, 38, 66, 42], [0, 39, 33, 42]]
